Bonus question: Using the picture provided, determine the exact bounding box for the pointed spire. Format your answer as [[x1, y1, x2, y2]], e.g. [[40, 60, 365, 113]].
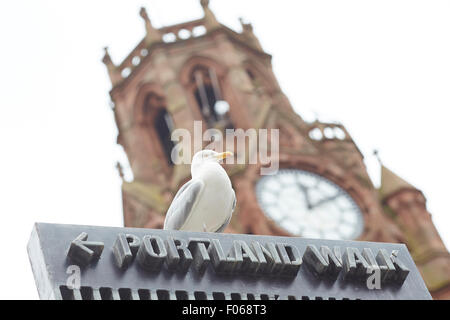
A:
[[200, 0, 220, 31], [239, 17, 254, 33], [239, 17, 263, 51], [139, 7, 162, 45], [102, 47, 121, 86], [102, 46, 113, 65], [379, 159, 417, 199]]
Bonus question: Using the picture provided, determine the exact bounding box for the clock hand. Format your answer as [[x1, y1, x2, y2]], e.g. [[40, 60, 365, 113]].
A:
[[297, 182, 313, 209], [310, 193, 341, 209]]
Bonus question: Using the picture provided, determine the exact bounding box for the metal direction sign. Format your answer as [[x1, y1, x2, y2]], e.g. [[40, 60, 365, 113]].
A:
[[27, 223, 431, 300]]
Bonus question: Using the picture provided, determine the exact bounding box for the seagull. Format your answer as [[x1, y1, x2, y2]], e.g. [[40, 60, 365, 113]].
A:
[[163, 150, 236, 233]]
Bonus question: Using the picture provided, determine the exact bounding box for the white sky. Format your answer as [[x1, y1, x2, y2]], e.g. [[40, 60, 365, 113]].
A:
[[0, 0, 449, 299]]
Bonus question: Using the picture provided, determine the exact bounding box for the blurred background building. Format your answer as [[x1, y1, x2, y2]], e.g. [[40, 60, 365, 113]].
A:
[[103, 0, 450, 299]]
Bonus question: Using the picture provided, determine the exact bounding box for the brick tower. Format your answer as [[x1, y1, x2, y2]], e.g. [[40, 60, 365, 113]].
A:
[[103, 0, 450, 298]]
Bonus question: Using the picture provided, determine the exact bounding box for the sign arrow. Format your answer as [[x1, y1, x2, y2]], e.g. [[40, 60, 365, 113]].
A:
[[67, 232, 104, 266]]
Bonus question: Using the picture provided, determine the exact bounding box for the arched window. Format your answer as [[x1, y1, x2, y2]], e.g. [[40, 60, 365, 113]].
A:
[[190, 65, 231, 127], [154, 109, 175, 165], [245, 67, 269, 96], [142, 93, 175, 166], [143, 93, 165, 119]]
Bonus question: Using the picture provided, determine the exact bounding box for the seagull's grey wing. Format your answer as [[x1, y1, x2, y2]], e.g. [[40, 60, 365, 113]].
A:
[[231, 189, 236, 212], [215, 189, 236, 233], [215, 213, 231, 233], [164, 179, 204, 230]]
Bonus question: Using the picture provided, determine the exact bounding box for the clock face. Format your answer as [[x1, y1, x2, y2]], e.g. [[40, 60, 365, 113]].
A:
[[255, 169, 364, 240]]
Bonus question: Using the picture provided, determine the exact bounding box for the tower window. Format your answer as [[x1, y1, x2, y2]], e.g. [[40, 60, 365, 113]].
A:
[[246, 68, 255, 80], [194, 81, 219, 122], [142, 93, 175, 166], [190, 65, 231, 127], [143, 93, 165, 116], [154, 109, 175, 165], [245, 67, 264, 92]]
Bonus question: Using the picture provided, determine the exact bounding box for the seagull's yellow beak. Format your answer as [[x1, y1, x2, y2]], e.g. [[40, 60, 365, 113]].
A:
[[215, 151, 234, 161]]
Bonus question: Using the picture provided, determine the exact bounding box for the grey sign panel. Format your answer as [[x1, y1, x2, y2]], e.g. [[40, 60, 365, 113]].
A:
[[27, 222, 432, 300]]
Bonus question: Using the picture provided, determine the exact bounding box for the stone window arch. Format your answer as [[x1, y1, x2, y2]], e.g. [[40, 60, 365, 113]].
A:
[[190, 64, 231, 127], [243, 63, 274, 97], [180, 57, 233, 129], [141, 92, 175, 166], [191, 65, 220, 124]]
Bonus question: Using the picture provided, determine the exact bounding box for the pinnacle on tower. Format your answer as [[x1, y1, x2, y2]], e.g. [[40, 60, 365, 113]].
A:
[[200, 0, 220, 31], [239, 17, 263, 51], [374, 150, 417, 199], [139, 7, 162, 45], [101, 47, 121, 86], [379, 164, 417, 200], [101, 46, 113, 65]]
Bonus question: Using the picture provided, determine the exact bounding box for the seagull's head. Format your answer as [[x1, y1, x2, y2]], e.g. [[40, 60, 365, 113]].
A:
[[191, 150, 233, 176]]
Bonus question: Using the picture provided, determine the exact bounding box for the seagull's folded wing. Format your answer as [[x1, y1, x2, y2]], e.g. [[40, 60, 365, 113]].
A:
[[214, 189, 236, 233], [163, 179, 204, 230]]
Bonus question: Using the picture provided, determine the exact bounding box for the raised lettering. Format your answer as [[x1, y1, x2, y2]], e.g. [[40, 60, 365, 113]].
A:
[[376, 249, 397, 283], [165, 237, 193, 271], [303, 245, 342, 279], [188, 238, 211, 273], [277, 243, 302, 277], [229, 240, 259, 273], [252, 241, 275, 274], [390, 250, 410, 284], [113, 233, 140, 269], [137, 235, 167, 271], [342, 247, 370, 280], [209, 239, 236, 273]]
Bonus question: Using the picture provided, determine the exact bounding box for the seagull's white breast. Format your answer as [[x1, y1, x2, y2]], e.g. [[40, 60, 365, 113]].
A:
[[181, 162, 234, 232]]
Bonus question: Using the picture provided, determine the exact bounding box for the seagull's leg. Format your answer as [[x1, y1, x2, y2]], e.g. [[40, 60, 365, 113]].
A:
[[203, 223, 208, 232]]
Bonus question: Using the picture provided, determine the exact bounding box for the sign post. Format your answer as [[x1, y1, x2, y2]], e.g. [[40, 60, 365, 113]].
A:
[[27, 223, 431, 300]]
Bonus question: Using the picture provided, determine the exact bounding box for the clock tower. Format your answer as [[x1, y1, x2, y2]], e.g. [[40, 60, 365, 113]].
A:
[[103, 0, 450, 299]]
